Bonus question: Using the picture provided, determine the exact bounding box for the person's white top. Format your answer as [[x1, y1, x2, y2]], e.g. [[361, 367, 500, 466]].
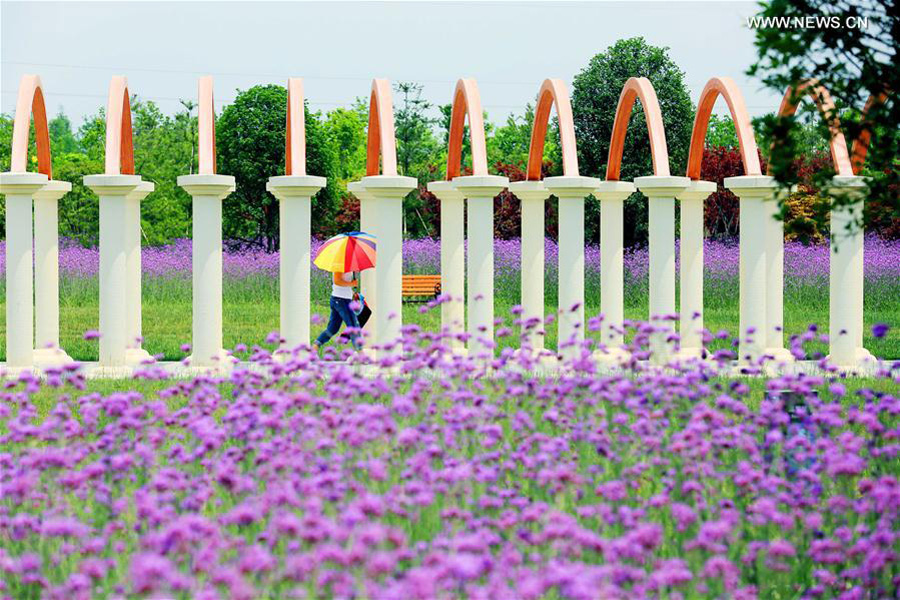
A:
[[332, 272, 355, 299]]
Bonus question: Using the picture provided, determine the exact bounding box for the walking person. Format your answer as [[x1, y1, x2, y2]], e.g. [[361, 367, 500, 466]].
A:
[[313, 271, 362, 352]]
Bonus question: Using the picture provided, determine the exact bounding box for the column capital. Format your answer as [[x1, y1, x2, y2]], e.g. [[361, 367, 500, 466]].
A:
[[359, 175, 417, 200], [177, 174, 235, 199], [347, 180, 374, 202], [544, 175, 602, 199], [427, 180, 466, 202], [829, 175, 868, 199], [676, 179, 716, 202], [508, 180, 549, 203], [723, 175, 777, 198], [452, 174, 508, 199], [1, 171, 50, 195], [635, 175, 690, 198], [594, 180, 636, 202], [267, 175, 326, 200], [84, 174, 142, 196], [33, 179, 72, 202], [127, 181, 155, 203]]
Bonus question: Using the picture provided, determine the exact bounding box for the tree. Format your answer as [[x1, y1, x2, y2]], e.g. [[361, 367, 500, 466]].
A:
[[217, 84, 341, 251], [749, 0, 899, 236], [571, 37, 694, 246]]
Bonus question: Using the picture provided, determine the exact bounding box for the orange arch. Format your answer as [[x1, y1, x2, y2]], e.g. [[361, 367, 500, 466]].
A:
[[849, 91, 889, 175], [605, 77, 670, 181], [365, 79, 398, 177], [198, 76, 217, 175], [445, 78, 488, 179], [285, 77, 306, 176], [10, 74, 52, 177], [526, 78, 579, 181], [686, 77, 762, 180], [104, 76, 135, 175], [772, 81, 853, 177]]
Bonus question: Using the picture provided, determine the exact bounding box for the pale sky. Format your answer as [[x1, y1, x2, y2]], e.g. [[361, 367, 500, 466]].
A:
[[1, 0, 780, 127]]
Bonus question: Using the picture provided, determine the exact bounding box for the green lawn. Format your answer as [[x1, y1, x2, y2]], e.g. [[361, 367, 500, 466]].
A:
[[1, 274, 898, 361]]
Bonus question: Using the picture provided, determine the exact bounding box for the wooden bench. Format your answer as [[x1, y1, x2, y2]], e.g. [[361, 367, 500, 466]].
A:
[[402, 275, 441, 302]]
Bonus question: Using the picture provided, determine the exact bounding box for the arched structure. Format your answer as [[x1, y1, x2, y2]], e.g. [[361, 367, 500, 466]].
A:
[[104, 76, 135, 175], [849, 92, 889, 175], [285, 77, 306, 176], [197, 76, 218, 175], [366, 79, 398, 177], [446, 78, 488, 179], [606, 77, 670, 181], [772, 81, 853, 177], [686, 77, 762, 179], [10, 74, 52, 177], [526, 78, 579, 180]]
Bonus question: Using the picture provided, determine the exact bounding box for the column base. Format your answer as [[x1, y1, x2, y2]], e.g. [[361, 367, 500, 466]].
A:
[[763, 347, 795, 364], [593, 347, 631, 366], [185, 350, 237, 374], [673, 347, 707, 362], [33, 347, 76, 368], [827, 347, 876, 369], [125, 347, 155, 366]]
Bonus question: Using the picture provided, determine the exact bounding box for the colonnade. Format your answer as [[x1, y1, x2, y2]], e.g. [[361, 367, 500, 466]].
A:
[[0, 73, 885, 375]]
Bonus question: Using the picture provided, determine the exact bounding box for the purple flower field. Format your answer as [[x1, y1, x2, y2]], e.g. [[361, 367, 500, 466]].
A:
[[1, 237, 898, 286], [1, 326, 899, 599]]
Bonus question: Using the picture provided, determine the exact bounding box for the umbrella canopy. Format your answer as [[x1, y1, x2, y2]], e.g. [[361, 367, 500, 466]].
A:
[[313, 231, 377, 273]]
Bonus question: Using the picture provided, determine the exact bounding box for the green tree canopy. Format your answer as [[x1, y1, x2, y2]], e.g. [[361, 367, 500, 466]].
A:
[[217, 84, 340, 251], [571, 37, 693, 245]]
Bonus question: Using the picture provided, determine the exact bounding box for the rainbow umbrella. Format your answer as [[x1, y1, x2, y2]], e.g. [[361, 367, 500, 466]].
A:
[[313, 231, 377, 273]]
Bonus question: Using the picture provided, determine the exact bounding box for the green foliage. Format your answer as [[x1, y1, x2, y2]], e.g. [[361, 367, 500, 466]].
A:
[[216, 84, 341, 251], [749, 0, 899, 234], [705, 114, 740, 149], [571, 37, 694, 246], [323, 100, 368, 184]]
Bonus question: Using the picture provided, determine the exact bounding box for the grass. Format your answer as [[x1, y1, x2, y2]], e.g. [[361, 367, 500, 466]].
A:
[[1, 272, 898, 362]]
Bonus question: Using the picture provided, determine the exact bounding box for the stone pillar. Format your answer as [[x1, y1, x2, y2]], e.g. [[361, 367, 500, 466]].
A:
[[594, 181, 635, 364], [508, 181, 549, 356], [0, 172, 48, 373], [545, 176, 601, 363], [452, 175, 509, 361], [763, 184, 793, 362], [725, 176, 772, 363], [32, 179, 74, 367], [84, 174, 141, 376], [427, 180, 466, 352], [674, 180, 716, 359], [828, 175, 874, 367], [124, 181, 155, 366], [359, 175, 417, 358], [177, 174, 236, 369], [267, 175, 326, 353], [635, 176, 690, 364], [349, 181, 378, 345]]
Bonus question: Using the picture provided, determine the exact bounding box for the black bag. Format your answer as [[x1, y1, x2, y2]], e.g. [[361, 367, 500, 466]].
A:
[[357, 302, 372, 328]]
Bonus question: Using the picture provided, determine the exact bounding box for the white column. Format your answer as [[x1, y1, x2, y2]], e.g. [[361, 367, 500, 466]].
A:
[[763, 185, 793, 362], [267, 175, 326, 353], [1, 172, 48, 373], [725, 176, 772, 363], [427, 181, 466, 352], [124, 181, 154, 366], [594, 181, 635, 364], [635, 176, 689, 364], [675, 180, 715, 359], [453, 175, 509, 361], [828, 175, 874, 367], [32, 179, 74, 367], [359, 175, 417, 358], [508, 181, 549, 356], [84, 174, 141, 375], [545, 176, 600, 363], [349, 181, 378, 345], [177, 174, 236, 370]]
